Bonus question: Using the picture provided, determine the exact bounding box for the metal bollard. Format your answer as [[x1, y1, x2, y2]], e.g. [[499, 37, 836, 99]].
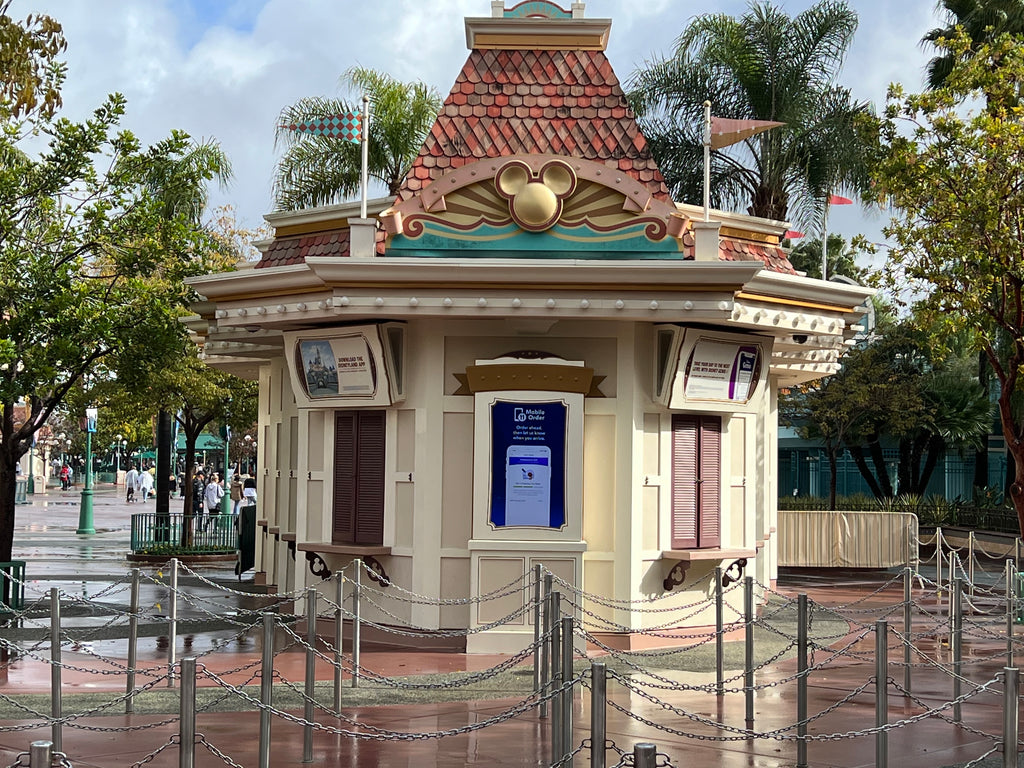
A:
[[714, 566, 724, 696], [551, 592, 562, 765], [633, 743, 658, 768], [179, 657, 196, 768], [533, 564, 542, 700], [168, 557, 179, 687], [126, 568, 141, 714], [953, 578, 963, 723], [29, 741, 52, 768], [561, 615, 574, 764], [936, 527, 943, 599], [903, 566, 913, 696], [303, 587, 316, 762], [334, 571, 344, 713], [1003, 667, 1019, 768], [876, 620, 888, 768], [590, 662, 606, 768], [744, 575, 754, 733], [968, 531, 976, 598], [540, 573, 553, 719], [258, 613, 274, 768], [796, 593, 808, 768], [49, 588, 61, 753], [1007, 560, 1015, 668], [351, 561, 361, 689]]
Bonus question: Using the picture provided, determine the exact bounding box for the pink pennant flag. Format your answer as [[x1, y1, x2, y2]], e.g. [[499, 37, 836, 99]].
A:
[[828, 194, 853, 205], [709, 117, 785, 149], [784, 230, 804, 240]]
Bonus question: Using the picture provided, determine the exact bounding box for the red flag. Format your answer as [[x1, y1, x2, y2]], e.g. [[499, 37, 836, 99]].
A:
[[784, 230, 804, 240], [709, 117, 785, 149], [828, 194, 853, 205]]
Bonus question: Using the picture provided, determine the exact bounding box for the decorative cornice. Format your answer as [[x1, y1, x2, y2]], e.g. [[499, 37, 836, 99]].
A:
[[465, 16, 611, 50]]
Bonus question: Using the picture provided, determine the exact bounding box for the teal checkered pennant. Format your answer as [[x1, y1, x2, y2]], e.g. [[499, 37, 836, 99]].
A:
[[281, 112, 362, 143]]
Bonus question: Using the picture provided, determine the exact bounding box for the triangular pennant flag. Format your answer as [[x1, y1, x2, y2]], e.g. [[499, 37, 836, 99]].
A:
[[709, 117, 785, 149], [828, 194, 853, 205], [281, 112, 362, 144], [784, 230, 804, 240]]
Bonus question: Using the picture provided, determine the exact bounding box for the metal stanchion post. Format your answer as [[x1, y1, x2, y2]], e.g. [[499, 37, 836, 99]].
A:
[[1016, 538, 1021, 576], [179, 657, 196, 768], [334, 571, 343, 713], [876, 620, 888, 768], [969, 531, 976, 598], [797, 593, 808, 768], [561, 615, 573, 764], [551, 593, 562, 766], [936, 527, 943, 599], [534, 564, 542, 700], [29, 741, 52, 768], [258, 613, 274, 768], [303, 587, 316, 762], [1003, 667, 1019, 768], [744, 575, 754, 733], [1007, 560, 1015, 668], [541, 574, 553, 719], [168, 557, 179, 687], [590, 662, 606, 768], [715, 566, 724, 697], [352, 561, 361, 689], [633, 743, 657, 768], [953, 577, 963, 723], [126, 568, 140, 714], [49, 588, 61, 753], [903, 566, 912, 696]]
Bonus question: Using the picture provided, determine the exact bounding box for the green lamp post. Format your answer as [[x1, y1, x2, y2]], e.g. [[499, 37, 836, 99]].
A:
[[77, 406, 97, 535]]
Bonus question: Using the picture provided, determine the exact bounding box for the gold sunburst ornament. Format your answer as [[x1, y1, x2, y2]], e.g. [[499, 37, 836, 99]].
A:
[[495, 159, 577, 232]]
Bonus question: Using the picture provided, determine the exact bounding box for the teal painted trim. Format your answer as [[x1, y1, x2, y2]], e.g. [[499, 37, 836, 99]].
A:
[[386, 250, 686, 260], [390, 220, 683, 257], [505, 1, 571, 19]]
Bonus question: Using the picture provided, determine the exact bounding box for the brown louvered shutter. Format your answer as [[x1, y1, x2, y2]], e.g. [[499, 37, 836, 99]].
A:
[[354, 410, 385, 545], [671, 415, 699, 549], [333, 412, 357, 544], [697, 416, 722, 548]]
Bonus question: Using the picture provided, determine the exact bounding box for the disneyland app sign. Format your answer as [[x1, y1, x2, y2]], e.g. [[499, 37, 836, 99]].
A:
[[490, 400, 566, 529], [683, 338, 761, 403], [298, 335, 376, 398]]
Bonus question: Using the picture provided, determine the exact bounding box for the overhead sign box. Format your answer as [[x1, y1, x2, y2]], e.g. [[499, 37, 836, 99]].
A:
[[283, 323, 406, 409], [653, 326, 771, 413]]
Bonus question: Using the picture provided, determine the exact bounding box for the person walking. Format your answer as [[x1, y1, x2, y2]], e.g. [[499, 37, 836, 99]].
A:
[[138, 467, 154, 502], [204, 473, 225, 533], [125, 465, 139, 503], [230, 471, 243, 517], [59, 464, 71, 491], [192, 471, 206, 532]]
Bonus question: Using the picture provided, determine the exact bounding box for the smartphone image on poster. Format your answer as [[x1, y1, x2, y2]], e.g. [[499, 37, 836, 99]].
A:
[[730, 347, 758, 401], [504, 445, 552, 527]]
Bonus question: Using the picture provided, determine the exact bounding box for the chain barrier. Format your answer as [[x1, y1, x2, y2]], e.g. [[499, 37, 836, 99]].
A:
[[352, 558, 534, 606], [4, 750, 74, 768], [127, 735, 180, 768]]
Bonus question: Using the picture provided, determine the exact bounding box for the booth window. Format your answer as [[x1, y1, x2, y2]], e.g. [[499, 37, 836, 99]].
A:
[[670, 414, 721, 549], [332, 410, 385, 545]]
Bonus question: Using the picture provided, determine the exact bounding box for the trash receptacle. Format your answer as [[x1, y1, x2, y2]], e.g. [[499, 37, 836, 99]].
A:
[[236, 504, 257, 578], [0, 561, 26, 613]]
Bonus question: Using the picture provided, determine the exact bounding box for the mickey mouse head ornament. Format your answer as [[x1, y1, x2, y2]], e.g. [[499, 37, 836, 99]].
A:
[[495, 159, 577, 232]]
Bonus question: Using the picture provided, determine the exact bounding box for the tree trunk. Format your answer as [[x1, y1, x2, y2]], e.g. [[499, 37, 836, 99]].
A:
[[867, 437, 894, 497], [848, 444, 886, 499], [915, 436, 945, 495], [973, 350, 989, 491], [0, 452, 17, 563], [827, 447, 839, 511]]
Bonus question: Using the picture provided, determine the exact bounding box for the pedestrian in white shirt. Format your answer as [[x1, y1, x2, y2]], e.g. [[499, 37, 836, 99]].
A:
[[203, 473, 225, 531]]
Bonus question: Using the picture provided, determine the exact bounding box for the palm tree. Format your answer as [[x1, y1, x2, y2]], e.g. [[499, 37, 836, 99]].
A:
[[141, 136, 232, 223], [273, 67, 441, 210], [787, 234, 864, 281], [922, 0, 1024, 88], [628, 0, 871, 229]]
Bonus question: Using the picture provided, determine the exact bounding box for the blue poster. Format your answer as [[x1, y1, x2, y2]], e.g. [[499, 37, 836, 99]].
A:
[[490, 400, 566, 528]]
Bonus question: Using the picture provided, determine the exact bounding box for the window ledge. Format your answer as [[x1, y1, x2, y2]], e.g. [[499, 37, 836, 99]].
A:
[[281, 533, 297, 542], [297, 542, 392, 557], [660, 548, 755, 562]]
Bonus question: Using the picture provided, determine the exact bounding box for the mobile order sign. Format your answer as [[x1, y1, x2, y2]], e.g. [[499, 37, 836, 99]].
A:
[[489, 400, 566, 529]]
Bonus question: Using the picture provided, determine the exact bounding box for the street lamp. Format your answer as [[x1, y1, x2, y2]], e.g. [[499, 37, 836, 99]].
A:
[[114, 433, 123, 481], [78, 406, 98, 535]]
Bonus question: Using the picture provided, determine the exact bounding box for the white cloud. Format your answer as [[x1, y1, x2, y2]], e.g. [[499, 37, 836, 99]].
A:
[[17, 0, 940, 245]]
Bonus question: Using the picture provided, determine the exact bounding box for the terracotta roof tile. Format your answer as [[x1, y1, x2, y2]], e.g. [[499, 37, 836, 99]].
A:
[[256, 227, 386, 268], [398, 48, 670, 203]]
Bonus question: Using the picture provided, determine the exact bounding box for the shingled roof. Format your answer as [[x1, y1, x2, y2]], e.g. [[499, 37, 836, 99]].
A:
[[256, 227, 385, 269], [398, 47, 669, 203]]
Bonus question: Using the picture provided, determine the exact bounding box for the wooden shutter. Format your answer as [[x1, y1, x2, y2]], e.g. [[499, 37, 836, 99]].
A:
[[354, 410, 385, 545], [697, 416, 722, 548], [671, 414, 722, 549], [671, 415, 699, 549], [332, 412, 357, 544]]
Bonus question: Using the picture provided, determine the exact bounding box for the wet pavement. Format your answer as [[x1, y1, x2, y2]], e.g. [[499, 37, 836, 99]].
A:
[[0, 484, 1021, 766]]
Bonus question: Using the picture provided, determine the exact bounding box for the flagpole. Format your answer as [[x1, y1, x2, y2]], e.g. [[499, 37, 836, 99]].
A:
[[822, 197, 829, 281], [703, 100, 711, 223], [360, 94, 370, 220]]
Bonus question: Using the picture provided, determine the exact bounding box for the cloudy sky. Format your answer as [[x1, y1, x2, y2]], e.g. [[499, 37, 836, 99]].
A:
[[19, 0, 941, 248]]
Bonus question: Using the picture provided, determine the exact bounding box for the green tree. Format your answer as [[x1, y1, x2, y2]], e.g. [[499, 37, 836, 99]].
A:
[[0, 1, 64, 121], [870, 33, 1024, 531], [627, 0, 871, 229], [923, 0, 1024, 88], [787, 234, 864, 281], [0, 12, 230, 560], [273, 67, 441, 209]]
